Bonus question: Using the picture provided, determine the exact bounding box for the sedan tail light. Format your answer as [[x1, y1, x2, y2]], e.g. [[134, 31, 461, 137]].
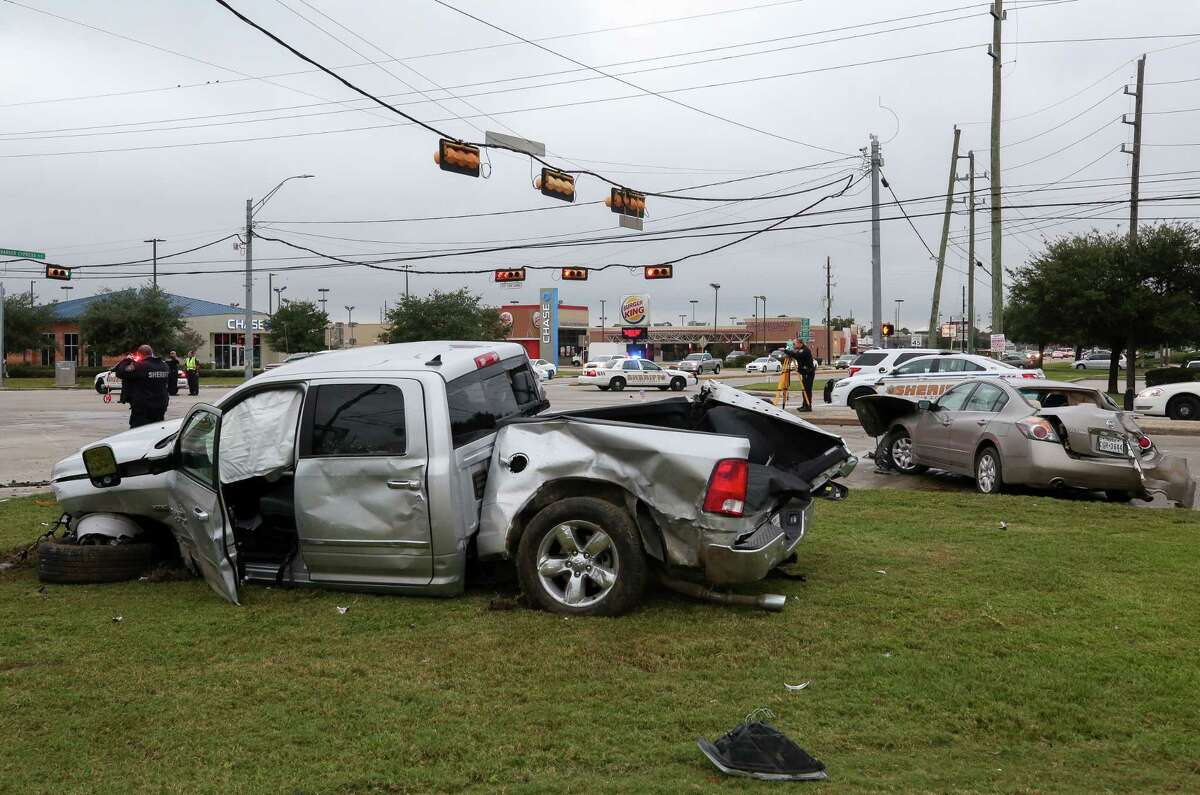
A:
[[703, 458, 749, 517], [1136, 434, 1152, 451], [1016, 416, 1060, 443], [584, 369, 597, 377]]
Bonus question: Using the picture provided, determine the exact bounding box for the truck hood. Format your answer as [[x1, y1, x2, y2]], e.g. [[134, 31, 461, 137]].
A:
[[51, 418, 183, 481]]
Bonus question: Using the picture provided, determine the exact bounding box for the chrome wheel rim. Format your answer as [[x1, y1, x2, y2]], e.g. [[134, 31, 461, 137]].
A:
[[891, 436, 915, 471], [977, 453, 997, 492], [536, 521, 619, 609]]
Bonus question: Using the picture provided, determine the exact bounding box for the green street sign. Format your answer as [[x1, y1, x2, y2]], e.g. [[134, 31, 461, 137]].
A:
[[0, 248, 45, 260], [800, 317, 811, 342]]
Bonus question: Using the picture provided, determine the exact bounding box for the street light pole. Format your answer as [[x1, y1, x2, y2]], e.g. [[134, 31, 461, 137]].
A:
[[318, 287, 330, 349], [599, 299, 606, 341], [345, 305, 355, 348], [709, 283, 720, 346], [894, 298, 904, 338], [689, 299, 698, 324], [245, 174, 315, 381], [144, 238, 164, 289], [679, 314, 687, 326], [273, 286, 287, 314]]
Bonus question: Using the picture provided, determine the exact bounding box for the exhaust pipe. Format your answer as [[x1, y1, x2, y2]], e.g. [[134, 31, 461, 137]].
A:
[[1050, 477, 1066, 489], [659, 575, 786, 612]]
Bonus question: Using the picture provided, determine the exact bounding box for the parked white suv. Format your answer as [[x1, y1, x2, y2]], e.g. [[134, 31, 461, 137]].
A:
[[842, 348, 953, 379], [827, 352, 1043, 408]]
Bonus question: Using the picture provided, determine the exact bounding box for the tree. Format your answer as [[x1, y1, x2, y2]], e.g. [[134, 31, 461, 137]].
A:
[[2, 292, 55, 362], [1006, 224, 1200, 393], [79, 286, 188, 357], [382, 289, 510, 343], [267, 300, 328, 354], [827, 316, 855, 329]]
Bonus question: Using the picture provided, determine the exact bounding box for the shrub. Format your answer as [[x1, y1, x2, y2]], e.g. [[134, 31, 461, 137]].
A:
[[1144, 367, 1200, 387]]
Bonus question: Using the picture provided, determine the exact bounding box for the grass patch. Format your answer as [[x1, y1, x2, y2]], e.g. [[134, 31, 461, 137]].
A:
[[2, 492, 1198, 792]]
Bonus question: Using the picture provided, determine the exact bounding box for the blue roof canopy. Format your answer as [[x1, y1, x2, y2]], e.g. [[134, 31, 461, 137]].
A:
[[49, 291, 268, 321]]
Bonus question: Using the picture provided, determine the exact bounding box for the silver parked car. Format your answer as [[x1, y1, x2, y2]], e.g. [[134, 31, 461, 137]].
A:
[[855, 378, 1196, 505], [49, 342, 857, 615], [676, 352, 721, 375]]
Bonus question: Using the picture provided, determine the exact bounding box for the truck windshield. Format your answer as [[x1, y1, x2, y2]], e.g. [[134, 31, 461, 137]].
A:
[[446, 358, 546, 446]]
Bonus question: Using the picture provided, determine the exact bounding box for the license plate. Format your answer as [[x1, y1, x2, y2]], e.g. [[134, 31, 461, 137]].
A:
[[1097, 435, 1126, 455]]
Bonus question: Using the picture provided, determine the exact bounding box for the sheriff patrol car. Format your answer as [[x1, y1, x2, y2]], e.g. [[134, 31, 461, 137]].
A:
[[827, 353, 1043, 408], [578, 357, 695, 392]]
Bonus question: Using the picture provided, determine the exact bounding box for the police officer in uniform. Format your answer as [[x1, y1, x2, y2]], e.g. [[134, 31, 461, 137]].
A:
[[781, 338, 816, 412], [114, 344, 171, 428], [166, 350, 181, 397]]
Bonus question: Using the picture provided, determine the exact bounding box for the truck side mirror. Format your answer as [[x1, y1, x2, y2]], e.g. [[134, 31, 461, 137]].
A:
[[82, 444, 121, 488]]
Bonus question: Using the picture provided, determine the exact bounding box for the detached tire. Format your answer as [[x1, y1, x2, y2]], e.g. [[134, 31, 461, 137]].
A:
[[517, 497, 647, 616], [37, 541, 154, 584]]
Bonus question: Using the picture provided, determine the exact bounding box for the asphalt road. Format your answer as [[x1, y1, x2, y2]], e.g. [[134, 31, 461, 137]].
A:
[[3, 377, 1198, 507]]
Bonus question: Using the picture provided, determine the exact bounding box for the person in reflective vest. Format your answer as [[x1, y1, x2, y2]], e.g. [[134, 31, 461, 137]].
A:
[[184, 353, 200, 396]]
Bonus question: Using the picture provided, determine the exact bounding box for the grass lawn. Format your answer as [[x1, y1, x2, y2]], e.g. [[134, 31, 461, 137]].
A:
[[2, 491, 1198, 792]]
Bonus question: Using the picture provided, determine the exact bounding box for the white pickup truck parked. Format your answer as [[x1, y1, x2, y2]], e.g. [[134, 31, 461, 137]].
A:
[[48, 342, 856, 615]]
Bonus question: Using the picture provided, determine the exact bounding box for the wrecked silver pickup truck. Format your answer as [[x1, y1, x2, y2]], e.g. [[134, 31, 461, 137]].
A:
[[49, 342, 856, 615]]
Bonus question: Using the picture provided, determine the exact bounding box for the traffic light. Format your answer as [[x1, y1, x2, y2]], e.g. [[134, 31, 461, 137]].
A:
[[644, 264, 673, 280], [880, 323, 895, 338], [536, 168, 575, 202], [435, 138, 481, 177], [45, 265, 71, 281], [605, 187, 646, 218], [560, 267, 588, 281], [494, 268, 526, 283]]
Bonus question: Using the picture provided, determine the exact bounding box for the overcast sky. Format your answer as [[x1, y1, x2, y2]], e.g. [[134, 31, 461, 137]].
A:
[[2, 0, 1198, 331]]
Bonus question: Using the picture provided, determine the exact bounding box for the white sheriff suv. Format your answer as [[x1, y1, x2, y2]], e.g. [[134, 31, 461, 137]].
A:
[[827, 353, 1044, 408], [579, 357, 694, 392]]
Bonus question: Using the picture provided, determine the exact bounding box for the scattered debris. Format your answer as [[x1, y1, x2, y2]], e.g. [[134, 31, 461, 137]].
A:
[[998, 520, 1008, 530], [784, 681, 810, 691], [112, 615, 123, 624], [487, 594, 522, 611], [875, 569, 887, 575], [882, 651, 892, 658], [336, 606, 349, 615], [698, 711, 827, 781], [36, 585, 46, 595]]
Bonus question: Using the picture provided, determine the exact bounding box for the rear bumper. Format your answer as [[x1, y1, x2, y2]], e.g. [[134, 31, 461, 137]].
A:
[[1005, 444, 1197, 505], [704, 503, 809, 584]]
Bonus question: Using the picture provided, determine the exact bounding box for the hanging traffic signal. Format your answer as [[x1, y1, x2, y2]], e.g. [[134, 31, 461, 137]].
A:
[[880, 323, 895, 338], [494, 268, 526, 283], [644, 265, 673, 280], [605, 187, 646, 218], [561, 267, 588, 281], [435, 138, 481, 177], [45, 265, 72, 281], [536, 168, 575, 202]]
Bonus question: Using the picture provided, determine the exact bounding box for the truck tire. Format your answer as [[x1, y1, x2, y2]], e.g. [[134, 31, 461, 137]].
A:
[[517, 497, 648, 616], [670, 376, 687, 391], [1167, 395, 1199, 421], [37, 541, 154, 584], [610, 377, 626, 392], [847, 386, 875, 408]]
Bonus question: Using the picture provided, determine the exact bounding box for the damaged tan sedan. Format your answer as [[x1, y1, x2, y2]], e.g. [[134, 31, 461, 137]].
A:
[[47, 342, 857, 615], [856, 378, 1197, 506]]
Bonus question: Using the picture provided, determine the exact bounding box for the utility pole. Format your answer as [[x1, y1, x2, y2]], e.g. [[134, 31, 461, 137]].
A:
[[710, 283, 721, 344], [961, 286, 967, 352], [144, 238, 164, 290], [825, 257, 833, 363], [29, 280, 35, 303], [988, 0, 1005, 334], [929, 126, 961, 346], [318, 287, 330, 349], [967, 150, 977, 353], [404, 266, 410, 300], [268, 273, 275, 314], [869, 134, 883, 348], [243, 198, 254, 381], [1121, 53, 1146, 409], [599, 299, 606, 342]]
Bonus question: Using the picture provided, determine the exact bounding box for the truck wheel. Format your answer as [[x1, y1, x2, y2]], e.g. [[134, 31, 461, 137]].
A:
[[1167, 395, 1199, 421], [37, 541, 154, 584], [974, 445, 1004, 495], [610, 377, 626, 392], [517, 497, 647, 616], [882, 427, 927, 474], [670, 376, 687, 391], [847, 386, 875, 408]]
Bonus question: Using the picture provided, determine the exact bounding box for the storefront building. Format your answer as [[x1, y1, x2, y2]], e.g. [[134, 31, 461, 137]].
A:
[[5, 292, 277, 369], [500, 300, 588, 362], [588, 316, 856, 364]]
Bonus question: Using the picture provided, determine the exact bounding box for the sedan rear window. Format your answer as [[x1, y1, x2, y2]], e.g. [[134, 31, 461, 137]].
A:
[[853, 353, 886, 366]]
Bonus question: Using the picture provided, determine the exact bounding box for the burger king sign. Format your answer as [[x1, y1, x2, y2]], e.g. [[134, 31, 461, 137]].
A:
[[620, 294, 650, 327]]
